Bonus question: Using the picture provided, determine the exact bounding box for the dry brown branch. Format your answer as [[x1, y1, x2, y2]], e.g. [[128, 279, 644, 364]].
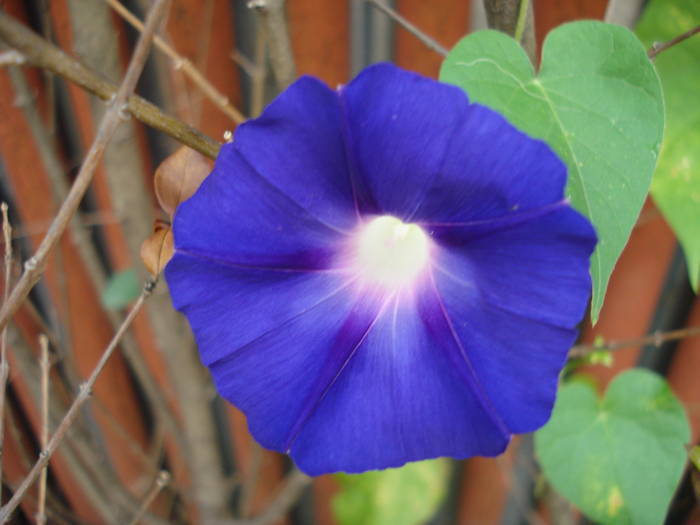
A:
[[6, 325, 171, 525], [0, 0, 167, 334], [6, 325, 123, 523], [0, 12, 221, 159], [103, 0, 245, 123], [127, 471, 171, 525], [367, 0, 448, 57], [0, 280, 157, 523], [36, 335, 50, 525], [0, 203, 12, 503], [248, 0, 296, 90], [569, 325, 700, 359], [6, 63, 185, 455]]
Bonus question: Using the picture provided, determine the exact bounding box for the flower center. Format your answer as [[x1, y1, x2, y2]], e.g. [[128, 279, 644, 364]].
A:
[[355, 215, 430, 288]]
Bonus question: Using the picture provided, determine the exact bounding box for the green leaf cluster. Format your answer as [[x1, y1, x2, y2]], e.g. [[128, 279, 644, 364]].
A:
[[636, 0, 700, 290]]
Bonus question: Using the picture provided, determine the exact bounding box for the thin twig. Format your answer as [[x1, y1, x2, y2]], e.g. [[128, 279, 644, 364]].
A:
[[569, 325, 700, 359], [6, 324, 167, 525], [248, 0, 296, 90], [103, 0, 246, 123], [0, 279, 157, 523], [127, 471, 171, 525], [0, 12, 220, 159], [0, 0, 169, 335], [36, 335, 50, 525], [0, 203, 11, 504], [6, 62, 186, 456], [0, 49, 24, 66], [648, 25, 700, 59], [367, 0, 448, 57]]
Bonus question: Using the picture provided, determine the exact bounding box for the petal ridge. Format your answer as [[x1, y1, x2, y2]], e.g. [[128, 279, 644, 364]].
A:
[[233, 145, 352, 236], [427, 270, 511, 438], [337, 85, 379, 215], [208, 277, 359, 370], [175, 247, 341, 273], [282, 292, 394, 451]]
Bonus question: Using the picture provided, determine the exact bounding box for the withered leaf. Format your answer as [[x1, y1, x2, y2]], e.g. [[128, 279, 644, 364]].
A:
[[140, 220, 175, 276], [155, 146, 211, 217]]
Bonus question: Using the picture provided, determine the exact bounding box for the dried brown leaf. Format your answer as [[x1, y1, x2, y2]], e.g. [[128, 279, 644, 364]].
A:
[[155, 146, 212, 216], [140, 220, 174, 276]]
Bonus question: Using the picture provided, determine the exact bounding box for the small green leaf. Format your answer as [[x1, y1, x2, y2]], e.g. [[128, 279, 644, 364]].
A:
[[332, 459, 450, 525], [101, 269, 140, 310], [440, 21, 664, 322], [690, 446, 700, 472], [636, 0, 700, 290], [535, 369, 690, 525]]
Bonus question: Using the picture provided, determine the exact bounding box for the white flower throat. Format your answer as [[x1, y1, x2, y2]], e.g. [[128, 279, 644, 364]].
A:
[[355, 215, 430, 288]]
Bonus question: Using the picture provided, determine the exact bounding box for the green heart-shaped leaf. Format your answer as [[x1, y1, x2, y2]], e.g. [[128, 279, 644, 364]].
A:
[[535, 369, 690, 524], [636, 0, 700, 290], [440, 21, 664, 322]]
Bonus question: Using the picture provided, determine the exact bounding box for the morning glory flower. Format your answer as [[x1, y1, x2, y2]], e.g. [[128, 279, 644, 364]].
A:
[[165, 63, 597, 475]]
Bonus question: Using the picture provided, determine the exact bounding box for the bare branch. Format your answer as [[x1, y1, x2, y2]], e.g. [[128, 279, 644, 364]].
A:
[[6, 64, 186, 455], [127, 471, 171, 525], [569, 325, 700, 359], [0, 203, 12, 504], [367, 0, 448, 57], [35, 335, 50, 525], [0, 0, 169, 334], [0, 11, 220, 159], [103, 0, 246, 123], [0, 280, 156, 523], [648, 25, 700, 59], [248, 0, 296, 90]]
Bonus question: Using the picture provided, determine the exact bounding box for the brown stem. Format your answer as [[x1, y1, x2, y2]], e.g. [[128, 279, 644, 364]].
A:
[[367, 0, 448, 57], [35, 335, 50, 525], [249, 0, 296, 91], [0, 0, 168, 335], [0, 203, 12, 504], [0, 280, 156, 523], [648, 25, 700, 59], [6, 63, 185, 454], [569, 325, 700, 359], [0, 11, 221, 159]]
